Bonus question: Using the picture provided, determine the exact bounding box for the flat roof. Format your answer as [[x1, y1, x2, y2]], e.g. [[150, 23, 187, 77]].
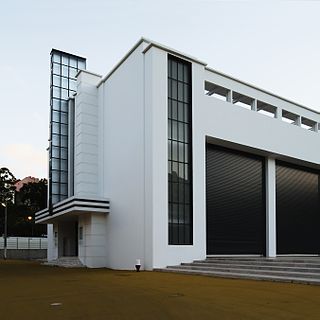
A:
[[51, 48, 86, 61], [95, 37, 319, 115]]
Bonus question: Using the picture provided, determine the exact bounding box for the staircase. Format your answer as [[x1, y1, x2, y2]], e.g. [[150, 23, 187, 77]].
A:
[[44, 257, 85, 268], [158, 257, 320, 285]]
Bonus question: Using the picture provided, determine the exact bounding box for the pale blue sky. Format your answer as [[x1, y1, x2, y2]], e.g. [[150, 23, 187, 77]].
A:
[[1, 0, 320, 179]]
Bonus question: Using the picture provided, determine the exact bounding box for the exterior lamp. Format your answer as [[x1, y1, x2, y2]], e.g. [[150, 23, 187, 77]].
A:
[[135, 259, 141, 272], [27, 216, 32, 221]]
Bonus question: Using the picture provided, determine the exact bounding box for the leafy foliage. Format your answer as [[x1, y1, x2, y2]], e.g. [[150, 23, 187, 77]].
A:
[[0, 167, 16, 205]]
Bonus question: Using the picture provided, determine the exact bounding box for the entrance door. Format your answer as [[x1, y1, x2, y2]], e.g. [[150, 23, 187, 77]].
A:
[[276, 161, 320, 254], [206, 144, 266, 255]]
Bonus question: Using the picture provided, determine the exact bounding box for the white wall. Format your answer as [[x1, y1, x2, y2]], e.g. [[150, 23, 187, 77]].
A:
[[47, 224, 55, 261], [79, 213, 107, 268], [100, 42, 148, 270], [144, 46, 320, 268], [74, 71, 102, 198], [144, 48, 206, 269]]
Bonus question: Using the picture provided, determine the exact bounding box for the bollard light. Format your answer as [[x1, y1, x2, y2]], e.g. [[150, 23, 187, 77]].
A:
[[135, 259, 141, 272]]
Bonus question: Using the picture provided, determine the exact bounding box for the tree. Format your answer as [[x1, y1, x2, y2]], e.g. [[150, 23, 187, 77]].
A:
[[18, 179, 47, 212], [0, 167, 16, 205]]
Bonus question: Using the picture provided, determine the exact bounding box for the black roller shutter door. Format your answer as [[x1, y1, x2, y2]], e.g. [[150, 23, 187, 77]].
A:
[[276, 161, 320, 254], [206, 145, 266, 255]]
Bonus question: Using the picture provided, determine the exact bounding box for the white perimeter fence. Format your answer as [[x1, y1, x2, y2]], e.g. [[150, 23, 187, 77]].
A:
[[0, 237, 47, 250]]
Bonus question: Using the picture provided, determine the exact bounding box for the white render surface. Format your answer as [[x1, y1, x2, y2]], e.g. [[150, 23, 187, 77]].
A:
[[40, 38, 320, 269]]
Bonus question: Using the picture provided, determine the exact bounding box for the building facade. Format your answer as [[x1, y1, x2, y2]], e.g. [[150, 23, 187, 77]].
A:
[[36, 38, 320, 269]]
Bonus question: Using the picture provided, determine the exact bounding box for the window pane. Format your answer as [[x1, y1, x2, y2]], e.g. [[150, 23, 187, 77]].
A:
[[52, 98, 60, 111], [61, 112, 68, 124], [78, 60, 85, 69], [69, 79, 77, 91], [61, 77, 68, 89], [61, 100, 68, 112], [61, 148, 68, 159], [61, 88, 69, 100], [52, 86, 60, 99], [62, 65, 68, 77], [52, 111, 60, 122], [53, 63, 60, 75], [53, 75, 60, 86], [69, 67, 77, 79], [62, 55, 69, 66], [53, 54, 60, 63], [69, 58, 77, 68]]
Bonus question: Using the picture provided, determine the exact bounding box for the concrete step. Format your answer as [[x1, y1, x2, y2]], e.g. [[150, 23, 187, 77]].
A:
[[204, 257, 320, 266], [168, 264, 320, 279], [184, 262, 320, 272], [160, 267, 320, 286], [43, 257, 85, 268], [157, 257, 320, 285]]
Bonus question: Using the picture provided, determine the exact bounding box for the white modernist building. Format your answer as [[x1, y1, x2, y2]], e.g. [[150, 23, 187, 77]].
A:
[[36, 38, 320, 269]]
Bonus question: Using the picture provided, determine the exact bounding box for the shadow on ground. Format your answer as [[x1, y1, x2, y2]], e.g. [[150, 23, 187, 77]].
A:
[[1, 260, 320, 320]]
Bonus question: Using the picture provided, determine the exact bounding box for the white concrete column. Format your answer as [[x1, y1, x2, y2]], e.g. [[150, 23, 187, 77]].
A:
[[266, 157, 276, 258], [226, 90, 232, 102], [275, 107, 282, 120], [295, 115, 302, 127], [251, 99, 257, 111]]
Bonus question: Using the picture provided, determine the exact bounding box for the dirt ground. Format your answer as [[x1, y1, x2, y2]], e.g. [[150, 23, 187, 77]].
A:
[[1, 260, 320, 320]]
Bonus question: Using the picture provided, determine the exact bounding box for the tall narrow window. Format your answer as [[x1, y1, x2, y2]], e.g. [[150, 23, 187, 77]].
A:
[[168, 55, 193, 245], [49, 50, 86, 207]]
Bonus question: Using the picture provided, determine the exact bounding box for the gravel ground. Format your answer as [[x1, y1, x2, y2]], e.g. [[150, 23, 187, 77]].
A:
[[1, 259, 320, 320]]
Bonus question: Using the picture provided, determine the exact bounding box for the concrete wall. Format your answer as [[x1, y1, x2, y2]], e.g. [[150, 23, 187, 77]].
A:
[[143, 46, 320, 269], [100, 42, 148, 270], [78, 213, 107, 268], [0, 249, 47, 260], [74, 71, 102, 198]]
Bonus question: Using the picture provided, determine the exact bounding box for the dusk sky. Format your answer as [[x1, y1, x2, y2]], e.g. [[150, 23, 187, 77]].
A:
[[1, 0, 320, 179]]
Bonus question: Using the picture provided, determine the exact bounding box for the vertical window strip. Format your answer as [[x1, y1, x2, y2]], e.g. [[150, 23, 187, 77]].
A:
[[168, 55, 192, 245], [49, 52, 86, 206]]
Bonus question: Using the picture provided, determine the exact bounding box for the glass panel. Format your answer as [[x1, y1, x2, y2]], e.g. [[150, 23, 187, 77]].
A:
[[61, 77, 68, 89], [53, 75, 60, 86], [62, 65, 68, 77], [52, 183, 59, 194], [52, 134, 59, 146], [60, 148, 68, 159], [61, 88, 69, 100], [52, 147, 60, 158], [52, 86, 60, 99], [52, 63, 60, 75], [51, 170, 59, 182], [69, 79, 77, 91], [60, 183, 67, 195], [69, 58, 77, 68], [61, 100, 68, 112], [168, 55, 192, 245], [62, 55, 69, 65], [60, 172, 68, 183], [53, 54, 61, 63], [78, 60, 86, 69], [52, 159, 59, 170], [52, 123, 60, 134], [61, 112, 68, 124], [52, 111, 60, 122], [61, 124, 68, 135], [61, 135, 68, 147], [60, 159, 67, 171], [52, 98, 60, 111], [69, 67, 77, 78]]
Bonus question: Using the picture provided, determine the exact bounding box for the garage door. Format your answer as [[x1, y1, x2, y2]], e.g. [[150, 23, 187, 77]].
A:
[[206, 145, 266, 255], [276, 161, 320, 254]]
